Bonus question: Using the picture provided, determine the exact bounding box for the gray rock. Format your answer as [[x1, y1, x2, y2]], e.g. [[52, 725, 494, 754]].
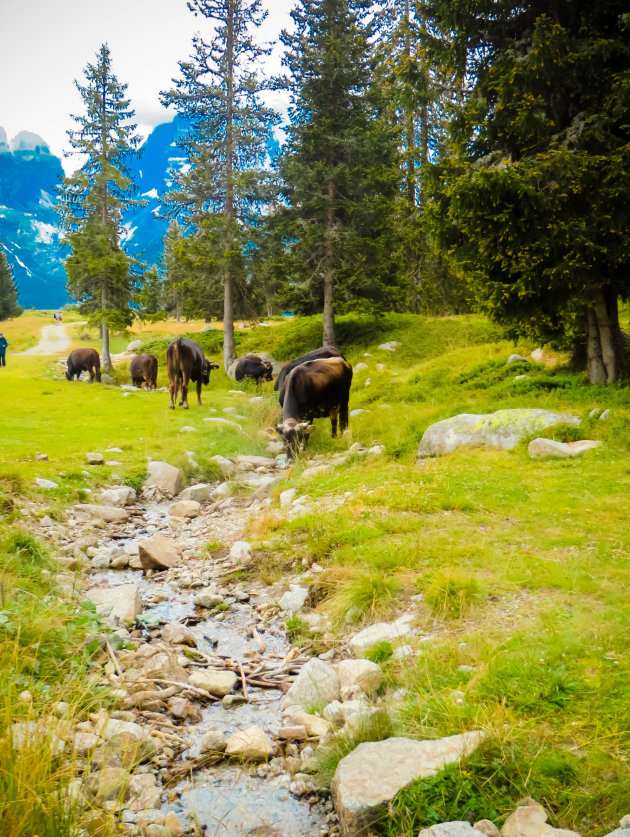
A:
[[283, 659, 340, 710], [200, 729, 227, 753], [600, 409, 611, 420], [331, 732, 485, 836], [127, 772, 161, 812], [418, 825, 488, 837], [417, 409, 581, 458], [144, 461, 183, 496], [507, 354, 528, 364], [193, 589, 224, 608], [211, 482, 231, 500], [354, 362, 369, 372], [211, 454, 236, 476], [74, 503, 130, 522], [230, 541, 252, 562], [501, 798, 552, 837], [96, 486, 136, 507], [161, 623, 197, 646], [35, 452, 48, 461], [179, 483, 211, 503], [86, 584, 142, 623], [138, 535, 181, 571], [279, 487, 297, 507], [86, 452, 105, 465], [127, 340, 142, 352], [378, 341, 401, 351], [94, 766, 130, 802], [473, 821, 501, 837], [91, 553, 111, 569], [279, 586, 309, 614], [35, 478, 58, 489], [528, 438, 602, 459], [189, 668, 237, 696], [350, 409, 370, 416], [530, 348, 544, 361], [180, 425, 196, 432], [204, 416, 242, 429], [168, 499, 201, 518], [349, 614, 415, 654]]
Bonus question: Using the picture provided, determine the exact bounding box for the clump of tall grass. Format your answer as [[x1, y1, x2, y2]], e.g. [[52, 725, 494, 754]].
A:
[[329, 569, 401, 626], [423, 572, 481, 619]]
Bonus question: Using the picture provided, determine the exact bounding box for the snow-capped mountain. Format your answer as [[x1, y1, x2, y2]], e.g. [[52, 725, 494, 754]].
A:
[[0, 128, 67, 309]]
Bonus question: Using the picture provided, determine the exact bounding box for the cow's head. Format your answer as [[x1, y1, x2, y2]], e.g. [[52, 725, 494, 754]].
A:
[[264, 362, 273, 382], [203, 360, 220, 385], [276, 418, 315, 458]]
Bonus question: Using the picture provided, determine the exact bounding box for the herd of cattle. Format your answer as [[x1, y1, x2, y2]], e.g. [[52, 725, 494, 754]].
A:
[[64, 339, 353, 455]]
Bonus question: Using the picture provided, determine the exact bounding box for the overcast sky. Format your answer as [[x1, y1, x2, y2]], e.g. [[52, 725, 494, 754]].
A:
[[0, 0, 294, 172]]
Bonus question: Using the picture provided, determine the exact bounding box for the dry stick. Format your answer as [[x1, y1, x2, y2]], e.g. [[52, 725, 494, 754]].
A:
[[238, 661, 248, 701], [253, 627, 266, 653], [105, 641, 124, 678], [140, 678, 221, 701]]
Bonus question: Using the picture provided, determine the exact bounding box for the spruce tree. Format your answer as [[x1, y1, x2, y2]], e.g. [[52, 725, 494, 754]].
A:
[[424, 1, 630, 383], [59, 44, 142, 373], [161, 0, 279, 369], [0, 248, 23, 320], [280, 0, 404, 346]]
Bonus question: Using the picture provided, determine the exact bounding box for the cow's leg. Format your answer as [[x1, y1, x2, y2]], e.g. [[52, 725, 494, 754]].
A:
[[89, 366, 95, 383], [181, 374, 189, 409], [196, 379, 203, 406], [169, 375, 178, 409], [339, 399, 349, 434], [330, 406, 340, 438]]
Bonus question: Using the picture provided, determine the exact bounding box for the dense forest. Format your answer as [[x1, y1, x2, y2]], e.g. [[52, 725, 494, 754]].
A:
[[57, 0, 630, 382]]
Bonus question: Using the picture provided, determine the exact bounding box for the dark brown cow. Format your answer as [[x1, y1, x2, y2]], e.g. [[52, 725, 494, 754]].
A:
[[275, 346, 344, 406], [66, 348, 101, 383], [166, 338, 219, 409], [130, 354, 158, 390], [276, 356, 353, 456], [235, 354, 273, 383]]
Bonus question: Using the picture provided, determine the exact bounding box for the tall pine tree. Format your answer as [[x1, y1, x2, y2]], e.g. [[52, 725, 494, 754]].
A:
[[59, 44, 142, 373], [280, 0, 404, 347], [0, 248, 23, 320], [161, 0, 279, 370]]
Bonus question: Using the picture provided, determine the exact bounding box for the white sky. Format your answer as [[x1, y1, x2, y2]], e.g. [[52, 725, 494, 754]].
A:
[[0, 0, 293, 173]]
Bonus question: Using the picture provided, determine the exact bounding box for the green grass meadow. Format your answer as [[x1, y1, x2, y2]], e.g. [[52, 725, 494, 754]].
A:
[[0, 311, 629, 835]]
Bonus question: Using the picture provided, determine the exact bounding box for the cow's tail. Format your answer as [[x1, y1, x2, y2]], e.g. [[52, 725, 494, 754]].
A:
[[94, 353, 102, 383], [167, 339, 182, 407]]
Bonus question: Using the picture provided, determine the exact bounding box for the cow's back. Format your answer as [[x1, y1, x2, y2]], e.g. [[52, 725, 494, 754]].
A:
[[275, 346, 344, 394], [284, 357, 352, 418]]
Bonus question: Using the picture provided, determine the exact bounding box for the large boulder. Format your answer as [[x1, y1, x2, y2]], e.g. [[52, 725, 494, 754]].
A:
[[210, 455, 236, 477], [144, 461, 183, 496], [283, 659, 340, 711], [86, 585, 142, 622], [188, 669, 237, 697], [127, 340, 142, 352], [138, 535, 181, 571], [502, 798, 580, 837], [528, 438, 602, 459], [417, 409, 581, 458], [331, 732, 485, 837], [168, 499, 201, 518]]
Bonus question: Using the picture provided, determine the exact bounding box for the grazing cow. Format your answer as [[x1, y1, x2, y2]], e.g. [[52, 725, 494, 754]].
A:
[[166, 338, 219, 409], [130, 354, 158, 390], [275, 346, 345, 406], [66, 348, 101, 383], [276, 356, 353, 456], [235, 354, 273, 384]]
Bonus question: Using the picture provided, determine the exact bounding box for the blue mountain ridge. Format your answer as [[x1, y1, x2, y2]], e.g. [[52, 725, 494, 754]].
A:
[[0, 118, 281, 309]]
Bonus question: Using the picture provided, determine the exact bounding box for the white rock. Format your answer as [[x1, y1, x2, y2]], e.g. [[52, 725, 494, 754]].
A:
[[204, 417, 242, 429], [350, 409, 370, 416], [354, 362, 369, 372], [169, 499, 201, 518], [96, 486, 136, 507], [127, 340, 142, 352], [230, 541, 252, 563], [280, 488, 297, 507], [138, 534, 181, 570], [225, 726, 274, 761], [144, 461, 183, 496], [189, 668, 237, 697], [528, 438, 602, 459], [283, 659, 340, 710], [418, 824, 488, 837], [86, 452, 105, 465], [287, 711, 331, 739], [376, 363, 385, 371], [161, 623, 197, 646], [211, 482, 231, 500], [74, 504, 129, 522], [302, 464, 330, 479], [86, 584, 141, 623], [331, 732, 485, 836], [279, 586, 309, 614], [180, 425, 196, 433], [200, 729, 227, 753], [507, 354, 528, 364], [530, 348, 544, 361], [599, 409, 611, 420], [502, 798, 557, 837], [211, 454, 236, 476], [333, 660, 383, 697], [194, 590, 224, 608], [349, 614, 415, 654], [378, 341, 401, 351]]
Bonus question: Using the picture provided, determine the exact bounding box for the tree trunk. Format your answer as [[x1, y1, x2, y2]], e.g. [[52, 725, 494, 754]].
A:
[[222, 1, 237, 372], [223, 273, 237, 371], [101, 282, 112, 373], [585, 287, 625, 384], [323, 179, 336, 347], [403, 0, 416, 208]]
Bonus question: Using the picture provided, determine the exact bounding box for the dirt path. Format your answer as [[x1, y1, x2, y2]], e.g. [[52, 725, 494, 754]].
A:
[[19, 322, 85, 356]]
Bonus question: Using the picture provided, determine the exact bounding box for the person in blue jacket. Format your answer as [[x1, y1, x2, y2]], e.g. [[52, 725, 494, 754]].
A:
[[0, 332, 7, 366]]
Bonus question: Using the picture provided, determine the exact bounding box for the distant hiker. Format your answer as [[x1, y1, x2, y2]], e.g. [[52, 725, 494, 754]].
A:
[[53, 312, 58, 322], [58, 312, 63, 323], [0, 333, 7, 367]]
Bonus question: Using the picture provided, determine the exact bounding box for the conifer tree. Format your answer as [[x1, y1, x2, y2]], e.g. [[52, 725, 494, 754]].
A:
[[161, 0, 278, 369], [59, 44, 142, 373], [0, 248, 23, 320], [280, 0, 404, 346], [424, 1, 630, 383]]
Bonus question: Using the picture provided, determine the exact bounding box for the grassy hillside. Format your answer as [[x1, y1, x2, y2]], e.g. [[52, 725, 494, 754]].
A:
[[1, 310, 629, 835]]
